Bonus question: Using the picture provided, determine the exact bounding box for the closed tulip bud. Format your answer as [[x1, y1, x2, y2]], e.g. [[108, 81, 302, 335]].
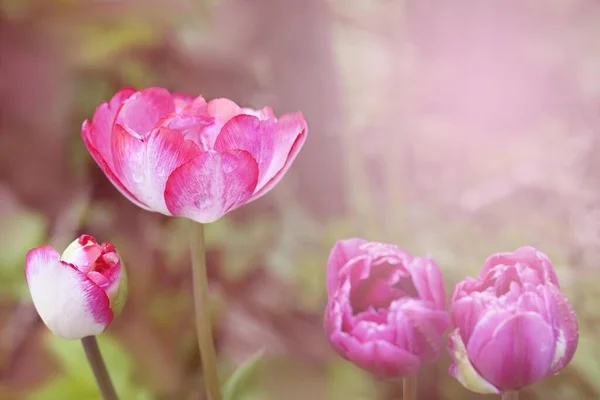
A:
[[324, 238, 450, 378], [448, 246, 579, 394], [25, 235, 127, 340]]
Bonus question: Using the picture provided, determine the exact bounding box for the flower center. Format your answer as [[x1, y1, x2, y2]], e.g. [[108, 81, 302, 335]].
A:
[[349, 263, 418, 314], [86, 243, 119, 288]]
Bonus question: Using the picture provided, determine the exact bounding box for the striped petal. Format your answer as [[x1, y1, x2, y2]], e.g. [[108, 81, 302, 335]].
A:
[[111, 125, 201, 214], [164, 149, 258, 223]]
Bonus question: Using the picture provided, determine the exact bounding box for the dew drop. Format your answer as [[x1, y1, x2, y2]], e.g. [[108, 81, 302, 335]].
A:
[[222, 162, 237, 174], [195, 197, 214, 211], [132, 170, 144, 183]]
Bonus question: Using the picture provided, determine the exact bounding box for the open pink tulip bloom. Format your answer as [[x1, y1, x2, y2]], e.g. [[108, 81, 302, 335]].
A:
[[448, 247, 579, 394], [325, 238, 450, 378], [25, 235, 125, 340], [82, 87, 307, 223]]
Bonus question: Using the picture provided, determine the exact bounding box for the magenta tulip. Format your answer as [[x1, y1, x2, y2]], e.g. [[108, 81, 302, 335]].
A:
[[25, 235, 126, 340], [82, 87, 307, 223], [448, 246, 579, 394], [324, 238, 450, 378]]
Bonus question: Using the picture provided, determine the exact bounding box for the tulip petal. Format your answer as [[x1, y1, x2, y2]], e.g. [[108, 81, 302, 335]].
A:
[[252, 112, 307, 197], [407, 257, 447, 309], [326, 238, 369, 295], [85, 87, 136, 167], [334, 334, 422, 378], [112, 125, 201, 214], [25, 246, 113, 340], [482, 247, 559, 287], [82, 121, 152, 211], [172, 92, 195, 112], [115, 87, 176, 137], [164, 149, 259, 223], [327, 288, 420, 377], [213, 113, 307, 197], [468, 312, 555, 390], [451, 294, 491, 345], [541, 285, 579, 373], [389, 299, 450, 363], [207, 98, 243, 121], [61, 235, 102, 274], [447, 328, 500, 394]]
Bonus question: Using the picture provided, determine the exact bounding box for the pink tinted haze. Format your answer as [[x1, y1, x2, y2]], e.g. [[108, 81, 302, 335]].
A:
[[25, 235, 124, 340], [448, 246, 579, 394], [82, 87, 307, 223], [324, 238, 450, 378]]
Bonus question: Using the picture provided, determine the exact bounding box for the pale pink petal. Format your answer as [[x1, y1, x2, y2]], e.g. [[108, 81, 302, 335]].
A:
[[82, 121, 152, 211], [172, 92, 196, 112], [60, 235, 102, 274], [159, 97, 217, 150], [241, 106, 276, 120], [250, 112, 307, 199], [112, 125, 201, 214], [25, 246, 113, 340], [115, 87, 176, 137], [164, 150, 259, 223], [207, 98, 242, 121], [85, 87, 136, 167], [214, 112, 307, 199]]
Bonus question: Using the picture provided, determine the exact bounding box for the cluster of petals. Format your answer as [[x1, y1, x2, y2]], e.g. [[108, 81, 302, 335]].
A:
[[447, 247, 579, 394], [25, 235, 125, 339], [324, 238, 450, 377], [82, 87, 307, 223]]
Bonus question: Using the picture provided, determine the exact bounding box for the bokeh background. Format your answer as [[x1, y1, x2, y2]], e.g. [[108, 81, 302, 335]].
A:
[[1, 0, 600, 399]]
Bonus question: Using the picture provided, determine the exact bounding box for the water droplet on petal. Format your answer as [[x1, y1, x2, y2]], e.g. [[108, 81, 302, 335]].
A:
[[132, 170, 144, 183], [222, 162, 237, 174], [195, 197, 214, 211]]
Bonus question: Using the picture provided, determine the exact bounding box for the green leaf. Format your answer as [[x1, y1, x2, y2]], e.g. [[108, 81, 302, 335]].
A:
[[223, 350, 265, 400]]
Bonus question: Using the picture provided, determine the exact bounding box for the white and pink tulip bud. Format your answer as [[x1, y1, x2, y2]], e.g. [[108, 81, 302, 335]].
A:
[[25, 235, 126, 340]]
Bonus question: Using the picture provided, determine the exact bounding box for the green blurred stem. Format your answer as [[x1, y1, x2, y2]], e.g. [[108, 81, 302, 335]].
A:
[[190, 222, 222, 400], [403, 375, 417, 400], [81, 336, 119, 400], [502, 391, 519, 400]]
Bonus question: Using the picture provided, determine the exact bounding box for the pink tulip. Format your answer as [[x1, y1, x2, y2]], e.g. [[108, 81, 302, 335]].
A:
[[448, 246, 579, 394], [324, 238, 450, 377], [82, 87, 307, 223], [25, 235, 126, 340]]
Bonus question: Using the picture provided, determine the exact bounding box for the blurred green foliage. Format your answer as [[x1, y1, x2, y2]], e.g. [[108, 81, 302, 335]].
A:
[[30, 335, 151, 400], [0, 210, 47, 297]]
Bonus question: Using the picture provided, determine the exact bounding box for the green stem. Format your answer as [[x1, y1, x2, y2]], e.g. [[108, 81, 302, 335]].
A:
[[502, 391, 519, 400], [403, 374, 417, 400], [81, 336, 119, 400], [190, 222, 222, 400]]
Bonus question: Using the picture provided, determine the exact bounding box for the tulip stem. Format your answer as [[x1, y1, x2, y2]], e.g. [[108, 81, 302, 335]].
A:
[[403, 374, 417, 400], [502, 391, 519, 400], [81, 336, 119, 400], [190, 222, 222, 400]]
